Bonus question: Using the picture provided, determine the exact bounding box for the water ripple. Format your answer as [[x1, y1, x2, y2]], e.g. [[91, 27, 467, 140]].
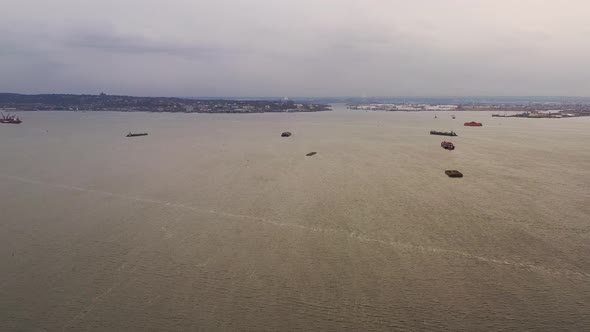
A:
[[2, 173, 588, 280]]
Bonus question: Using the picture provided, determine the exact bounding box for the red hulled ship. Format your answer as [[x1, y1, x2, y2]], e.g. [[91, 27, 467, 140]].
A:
[[464, 121, 482, 126], [0, 113, 22, 124]]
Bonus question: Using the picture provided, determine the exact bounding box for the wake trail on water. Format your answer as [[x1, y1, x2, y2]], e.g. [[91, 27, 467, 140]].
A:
[[1, 173, 588, 280]]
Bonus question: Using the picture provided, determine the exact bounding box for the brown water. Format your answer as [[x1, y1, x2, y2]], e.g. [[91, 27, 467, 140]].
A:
[[1, 106, 589, 331]]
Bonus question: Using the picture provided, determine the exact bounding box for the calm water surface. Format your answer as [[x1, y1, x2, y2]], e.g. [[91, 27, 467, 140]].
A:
[[1, 105, 589, 331]]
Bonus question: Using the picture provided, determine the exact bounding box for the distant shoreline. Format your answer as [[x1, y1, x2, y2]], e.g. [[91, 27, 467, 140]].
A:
[[0, 93, 332, 113], [1, 109, 333, 114], [346, 103, 590, 118]]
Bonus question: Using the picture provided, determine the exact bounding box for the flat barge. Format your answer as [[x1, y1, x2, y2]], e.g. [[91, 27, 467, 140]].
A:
[[464, 121, 482, 126], [441, 141, 455, 150], [430, 130, 457, 137], [445, 170, 463, 178], [126, 132, 148, 137]]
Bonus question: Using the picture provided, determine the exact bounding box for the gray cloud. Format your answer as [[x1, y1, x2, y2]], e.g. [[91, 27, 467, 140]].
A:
[[1, 0, 590, 97], [65, 31, 236, 60]]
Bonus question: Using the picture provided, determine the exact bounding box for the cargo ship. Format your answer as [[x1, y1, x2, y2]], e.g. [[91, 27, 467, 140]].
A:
[[126, 132, 148, 137], [464, 121, 482, 126], [0, 113, 22, 124], [430, 130, 457, 137], [441, 141, 455, 150]]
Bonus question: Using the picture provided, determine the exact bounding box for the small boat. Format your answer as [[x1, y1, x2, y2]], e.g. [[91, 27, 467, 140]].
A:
[[452, 115, 456, 119], [430, 130, 457, 137], [434, 115, 438, 119], [0, 113, 22, 124], [126, 132, 148, 137], [445, 170, 463, 178], [464, 121, 482, 126], [441, 141, 455, 150], [306, 152, 317, 156], [281, 132, 292, 137]]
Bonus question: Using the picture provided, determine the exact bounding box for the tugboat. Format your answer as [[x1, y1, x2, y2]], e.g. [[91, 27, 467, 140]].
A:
[[445, 170, 463, 178], [464, 121, 482, 126], [126, 132, 148, 137], [441, 141, 455, 150], [430, 130, 457, 137], [0, 113, 22, 124]]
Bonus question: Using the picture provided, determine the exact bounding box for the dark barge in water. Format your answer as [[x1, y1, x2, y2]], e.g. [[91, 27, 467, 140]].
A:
[[445, 170, 463, 178], [430, 130, 457, 137], [126, 132, 148, 137], [441, 141, 455, 150]]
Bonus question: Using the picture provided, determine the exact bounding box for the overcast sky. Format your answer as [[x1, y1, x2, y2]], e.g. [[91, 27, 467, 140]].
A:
[[2, 0, 590, 97]]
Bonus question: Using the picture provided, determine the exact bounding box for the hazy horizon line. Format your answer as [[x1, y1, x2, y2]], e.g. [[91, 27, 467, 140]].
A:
[[3, 92, 590, 101]]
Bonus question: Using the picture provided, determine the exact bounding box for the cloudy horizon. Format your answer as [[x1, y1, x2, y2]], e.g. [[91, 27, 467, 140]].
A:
[[2, 0, 590, 97]]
